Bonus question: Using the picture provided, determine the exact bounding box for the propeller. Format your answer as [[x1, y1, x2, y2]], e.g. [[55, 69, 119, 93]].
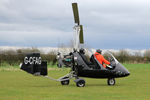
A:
[[72, 3, 80, 25], [72, 3, 84, 45], [79, 25, 84, 44]]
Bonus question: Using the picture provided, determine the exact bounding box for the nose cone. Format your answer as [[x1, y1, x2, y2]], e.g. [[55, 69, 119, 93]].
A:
[[115, 63, 130, 77], [124, 69, 130, 77]]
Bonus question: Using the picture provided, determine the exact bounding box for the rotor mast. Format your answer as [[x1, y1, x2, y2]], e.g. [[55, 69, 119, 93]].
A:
[[72, 3, 84, 50]]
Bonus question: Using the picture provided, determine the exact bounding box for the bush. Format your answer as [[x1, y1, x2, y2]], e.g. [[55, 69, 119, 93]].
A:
[[0, 48, 57, 66], [0, 48, 150, 66], [144, 50, 150, 63]]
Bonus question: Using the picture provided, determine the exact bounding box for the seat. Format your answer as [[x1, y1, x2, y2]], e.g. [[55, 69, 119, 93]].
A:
[[78, 53, 96, 69], [79, 53, 92, 65], [90, 55, 101, 69]]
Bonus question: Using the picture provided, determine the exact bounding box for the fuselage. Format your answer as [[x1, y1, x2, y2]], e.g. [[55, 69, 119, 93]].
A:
[[73, 52, 130, 79], [77, 63, 130, 78]]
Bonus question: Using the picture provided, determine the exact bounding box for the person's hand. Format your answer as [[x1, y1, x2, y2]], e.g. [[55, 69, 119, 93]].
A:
[[107, 65, 113, 69]]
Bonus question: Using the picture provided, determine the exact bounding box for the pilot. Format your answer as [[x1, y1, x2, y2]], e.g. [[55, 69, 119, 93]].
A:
[[94, 49, 112, 69]]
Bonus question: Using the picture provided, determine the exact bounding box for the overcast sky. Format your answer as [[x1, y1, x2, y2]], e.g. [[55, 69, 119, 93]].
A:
[[0, 0, 150, 49]]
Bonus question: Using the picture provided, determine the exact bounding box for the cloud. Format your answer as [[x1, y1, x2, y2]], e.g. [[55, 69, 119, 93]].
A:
[[0, 22, 72, 46], [0, 0, 150, 49]]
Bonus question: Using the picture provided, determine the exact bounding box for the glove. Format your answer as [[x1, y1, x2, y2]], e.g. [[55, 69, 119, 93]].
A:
[[107, 65, 113, 69]]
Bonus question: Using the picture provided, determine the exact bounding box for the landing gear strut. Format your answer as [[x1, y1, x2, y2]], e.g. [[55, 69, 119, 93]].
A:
[[107, 78, 115, 86], [58, 71, 85, 87]]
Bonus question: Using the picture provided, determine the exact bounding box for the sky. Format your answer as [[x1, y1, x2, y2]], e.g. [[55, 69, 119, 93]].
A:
[[0, 0, 150, 49]]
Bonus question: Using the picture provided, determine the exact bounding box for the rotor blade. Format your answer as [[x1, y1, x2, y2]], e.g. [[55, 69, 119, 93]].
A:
[[72, 3, 80, 25], [79, 25, 84, 44]]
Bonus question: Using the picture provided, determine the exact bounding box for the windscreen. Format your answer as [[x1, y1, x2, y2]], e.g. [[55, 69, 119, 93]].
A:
[[103, 51, 119, 64]]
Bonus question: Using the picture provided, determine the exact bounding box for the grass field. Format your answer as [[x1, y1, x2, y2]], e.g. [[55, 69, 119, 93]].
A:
[[0, 64, 150, 100]]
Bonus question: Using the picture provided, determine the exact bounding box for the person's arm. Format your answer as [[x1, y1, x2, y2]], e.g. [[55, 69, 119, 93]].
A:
[[102, 56, 110, 65]]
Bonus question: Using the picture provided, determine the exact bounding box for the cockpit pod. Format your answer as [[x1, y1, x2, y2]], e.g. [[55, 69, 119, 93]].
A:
[[104, 51, 130, 77], [71, 50, 130, 85]]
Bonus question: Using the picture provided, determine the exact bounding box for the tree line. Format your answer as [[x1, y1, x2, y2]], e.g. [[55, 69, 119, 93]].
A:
[[0, 48, 150, 66], [106, 50, 150, 63], [0, 48, 57, 66]]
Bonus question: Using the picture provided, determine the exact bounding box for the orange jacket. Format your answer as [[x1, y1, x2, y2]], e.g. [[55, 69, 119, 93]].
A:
[[94, 52, 110, 68]]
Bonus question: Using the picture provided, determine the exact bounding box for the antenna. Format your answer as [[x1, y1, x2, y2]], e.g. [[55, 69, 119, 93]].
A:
[[72, 3, 84, 50]]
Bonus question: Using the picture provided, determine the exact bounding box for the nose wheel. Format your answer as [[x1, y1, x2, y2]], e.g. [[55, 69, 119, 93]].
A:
[[107, 78, 115, 86]]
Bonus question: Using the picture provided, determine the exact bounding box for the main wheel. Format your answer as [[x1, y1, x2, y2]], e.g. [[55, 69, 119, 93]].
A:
[[107, 78, 115, 86], [61, 80, 70, 85], [76, 80, 85, 87]]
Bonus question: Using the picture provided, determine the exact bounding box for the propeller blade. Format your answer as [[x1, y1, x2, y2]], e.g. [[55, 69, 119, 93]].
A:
[[72, 3, 80, 25], [79, 25, 84, 44]]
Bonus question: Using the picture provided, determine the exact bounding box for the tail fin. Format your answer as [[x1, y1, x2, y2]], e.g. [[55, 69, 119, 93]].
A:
[[20, 53, 47, 76]]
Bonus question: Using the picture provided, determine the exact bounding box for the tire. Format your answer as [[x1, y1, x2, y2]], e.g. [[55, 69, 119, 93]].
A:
[[107, 78, 115, 86], [76, 80, 85, 87], [61, 80, 70, 85]]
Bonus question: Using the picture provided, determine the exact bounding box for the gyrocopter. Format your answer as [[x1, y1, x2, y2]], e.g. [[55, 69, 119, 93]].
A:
[[20, 3, 130, 87]]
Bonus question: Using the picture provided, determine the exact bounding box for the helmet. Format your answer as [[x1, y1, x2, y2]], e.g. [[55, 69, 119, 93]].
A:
[[79, 48, 85, 54], [96, 49, 102, 54]]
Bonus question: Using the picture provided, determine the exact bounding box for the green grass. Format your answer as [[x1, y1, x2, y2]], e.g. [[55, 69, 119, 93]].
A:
[[0, 64, 150, 100]]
